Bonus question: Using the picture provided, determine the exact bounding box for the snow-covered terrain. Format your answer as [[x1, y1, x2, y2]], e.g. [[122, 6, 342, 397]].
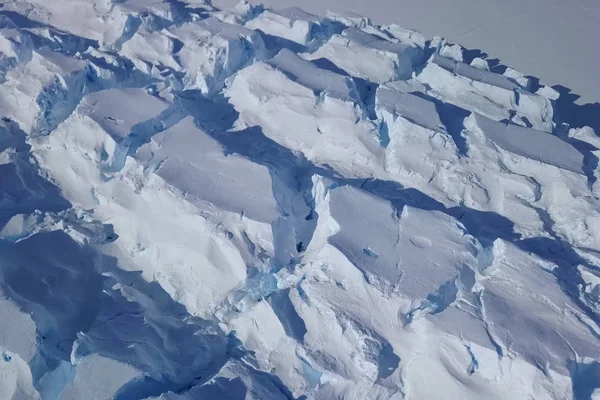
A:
[[214, 0, 600, 109], [0, 0, 599, 399]]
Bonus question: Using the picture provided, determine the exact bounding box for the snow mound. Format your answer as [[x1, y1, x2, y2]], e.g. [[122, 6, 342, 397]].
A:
[[0, 1, 599, 399]]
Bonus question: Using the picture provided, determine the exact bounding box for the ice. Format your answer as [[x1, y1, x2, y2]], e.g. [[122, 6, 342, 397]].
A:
[[475, 240, 600, 374], [245, 7, 341, 48], [0, 294, 37, 364], [135, 116, 279, 223], [57, 354, 143, 400], [432, 53, 517, 91], [0, 1, 598, 399], [0, 348, 40, 400], [0, 0, 127, 45], [31, 107, 252, 319], [268, 288, 307, 342], [81, 88, 171, 141], [225, 61, 385, 179], [169, 17, 267, 93], [0, 124, 70, 227], [214, 0, 600, 106], [418, 53, 555, 132], [306, 27, 424, 83], [266, 48, 359, 102], [375, 83, 446, 134], [327, 185, 478, 299], [470, 113, 585, 174]]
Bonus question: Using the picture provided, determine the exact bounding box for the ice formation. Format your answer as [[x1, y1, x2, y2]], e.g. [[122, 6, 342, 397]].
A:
[[0, 1, 599, 399]]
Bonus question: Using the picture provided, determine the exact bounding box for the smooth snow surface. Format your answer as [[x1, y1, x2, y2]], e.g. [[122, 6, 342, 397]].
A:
[[0, 1, 599, 399]]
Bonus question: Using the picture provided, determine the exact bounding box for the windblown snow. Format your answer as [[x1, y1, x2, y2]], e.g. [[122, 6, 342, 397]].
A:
[[0, 1, 599, 399]]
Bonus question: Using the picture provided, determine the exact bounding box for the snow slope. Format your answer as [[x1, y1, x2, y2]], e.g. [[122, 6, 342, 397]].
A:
[[0, 1, 599, 399]]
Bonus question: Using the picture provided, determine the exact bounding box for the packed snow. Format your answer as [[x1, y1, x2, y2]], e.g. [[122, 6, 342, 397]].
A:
[[0, 1, 599, 399]]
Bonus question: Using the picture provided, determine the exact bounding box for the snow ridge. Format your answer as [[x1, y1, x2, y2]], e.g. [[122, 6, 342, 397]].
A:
[[0, 1, 599, 399]]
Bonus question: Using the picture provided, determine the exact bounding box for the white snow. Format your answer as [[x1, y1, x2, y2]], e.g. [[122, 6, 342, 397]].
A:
[[305, 27, 424, 83], [0, 1, 599, 399], [214, 0, 600, 106]]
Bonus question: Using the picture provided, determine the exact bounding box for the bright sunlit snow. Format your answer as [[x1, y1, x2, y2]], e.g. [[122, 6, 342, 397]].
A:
[[0, 1, 599, 399]]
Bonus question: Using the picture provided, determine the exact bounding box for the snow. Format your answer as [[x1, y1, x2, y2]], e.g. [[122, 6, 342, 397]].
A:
[[266, 48, 359, 103], [305, 28, 424, 83], [135, 116, 279, 223], [417, 53, 554, 132], [57, 354, 143, 400], [213, 0, 600, 107], [327, 186, 478, 300], [470, 113, 584, 174], [0, 0, 598, 399]]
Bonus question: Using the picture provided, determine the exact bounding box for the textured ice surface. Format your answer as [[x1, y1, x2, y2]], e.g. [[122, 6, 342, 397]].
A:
[[135, 116, 279, 223], [0, 1, 599, 399]]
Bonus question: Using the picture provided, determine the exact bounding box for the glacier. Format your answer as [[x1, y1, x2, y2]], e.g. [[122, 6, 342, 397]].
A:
[[0, 0, 599, 399]]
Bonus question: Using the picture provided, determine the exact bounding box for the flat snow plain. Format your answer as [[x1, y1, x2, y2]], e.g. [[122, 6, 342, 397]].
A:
[[0, 0, 599, 399]]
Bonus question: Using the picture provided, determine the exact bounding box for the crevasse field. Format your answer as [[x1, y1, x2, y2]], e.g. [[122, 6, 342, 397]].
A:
[[0, 1, 599, 399]]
